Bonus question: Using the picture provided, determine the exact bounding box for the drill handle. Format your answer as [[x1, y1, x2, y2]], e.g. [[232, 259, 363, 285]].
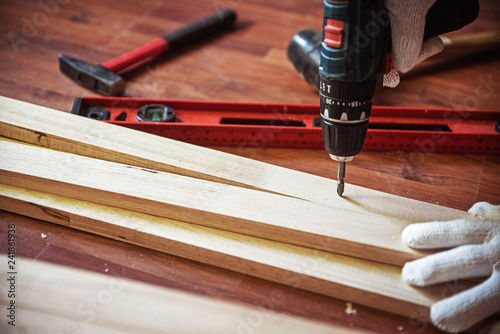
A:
[[319, 0, 389, 83]]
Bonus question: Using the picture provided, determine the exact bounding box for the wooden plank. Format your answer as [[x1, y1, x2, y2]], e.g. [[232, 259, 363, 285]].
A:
[[0, 138, 428, 266], [0, 96, 469, 226], [0, 184, 471, 320], [0, 259, 370, 334]]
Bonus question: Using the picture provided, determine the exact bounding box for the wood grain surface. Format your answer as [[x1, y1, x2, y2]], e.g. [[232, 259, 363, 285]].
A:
[[1, 184, 469, 321], [5, 259, 380, 334], [0, 139, 437, 267], [1, 0, 499, 333]]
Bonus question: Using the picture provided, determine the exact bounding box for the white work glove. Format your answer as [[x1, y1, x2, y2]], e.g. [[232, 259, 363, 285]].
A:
[[401, 202, 500, 333], [383, 0, 444, 87]]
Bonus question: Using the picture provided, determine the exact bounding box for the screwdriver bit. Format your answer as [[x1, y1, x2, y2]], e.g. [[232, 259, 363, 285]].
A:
[[337, 161, 345, 196]]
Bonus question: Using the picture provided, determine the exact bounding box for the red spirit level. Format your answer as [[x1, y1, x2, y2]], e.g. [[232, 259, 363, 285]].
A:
[[71, 97, 500, 154]]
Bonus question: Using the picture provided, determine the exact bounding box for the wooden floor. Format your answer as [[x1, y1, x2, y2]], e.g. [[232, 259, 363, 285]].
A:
[[0, 0, 499, 333]]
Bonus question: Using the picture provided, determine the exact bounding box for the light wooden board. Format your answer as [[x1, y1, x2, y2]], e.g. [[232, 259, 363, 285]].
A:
[[0, 96, 469, 225], [0, 185, 472, 320], [0, 138, 429, 266], [0, 259, 373, 334]]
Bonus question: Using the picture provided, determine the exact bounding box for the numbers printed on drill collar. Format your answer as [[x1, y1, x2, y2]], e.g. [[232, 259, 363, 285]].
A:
[[323, 98, 371, 107]]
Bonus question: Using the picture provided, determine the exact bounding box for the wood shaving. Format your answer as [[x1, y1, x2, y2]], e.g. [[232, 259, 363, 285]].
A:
[[345, 302, 357, 315]]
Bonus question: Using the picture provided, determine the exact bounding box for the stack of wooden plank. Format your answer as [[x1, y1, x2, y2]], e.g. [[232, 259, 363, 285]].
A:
[[0, 96, 473, 322]]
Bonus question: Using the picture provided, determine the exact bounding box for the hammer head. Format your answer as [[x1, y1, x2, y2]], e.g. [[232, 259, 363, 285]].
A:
[[58, 54, 125, 96]]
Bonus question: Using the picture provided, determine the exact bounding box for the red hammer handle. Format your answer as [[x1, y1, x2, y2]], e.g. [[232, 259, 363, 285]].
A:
[[101, 8, 236, 74], [102, 38, 168, 73]]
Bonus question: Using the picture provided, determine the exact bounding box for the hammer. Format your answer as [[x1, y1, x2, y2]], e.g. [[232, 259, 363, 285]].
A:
[[58, 8, 237, 96]]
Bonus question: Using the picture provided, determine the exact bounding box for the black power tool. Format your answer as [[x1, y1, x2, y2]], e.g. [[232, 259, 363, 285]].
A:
[[288, 0, 479, 196]]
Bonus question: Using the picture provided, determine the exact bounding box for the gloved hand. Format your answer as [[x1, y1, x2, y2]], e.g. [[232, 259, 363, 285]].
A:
[[383, 0, 444, 87], [401, 202, 500, 333]]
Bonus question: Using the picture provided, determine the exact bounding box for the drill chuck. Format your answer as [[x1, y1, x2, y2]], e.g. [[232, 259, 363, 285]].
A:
[[319, 77, 375, 160]]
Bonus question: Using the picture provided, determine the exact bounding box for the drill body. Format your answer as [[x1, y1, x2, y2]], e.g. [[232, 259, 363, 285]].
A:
[[319, 0, 389, 194]]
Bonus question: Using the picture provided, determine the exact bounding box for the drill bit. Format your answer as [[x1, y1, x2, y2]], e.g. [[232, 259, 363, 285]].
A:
[[337, 161, 345, 196]]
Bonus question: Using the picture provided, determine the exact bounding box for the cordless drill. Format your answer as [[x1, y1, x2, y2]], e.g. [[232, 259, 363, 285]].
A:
[[319, 0, 388, 196], [287, 0, 480, 197]]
